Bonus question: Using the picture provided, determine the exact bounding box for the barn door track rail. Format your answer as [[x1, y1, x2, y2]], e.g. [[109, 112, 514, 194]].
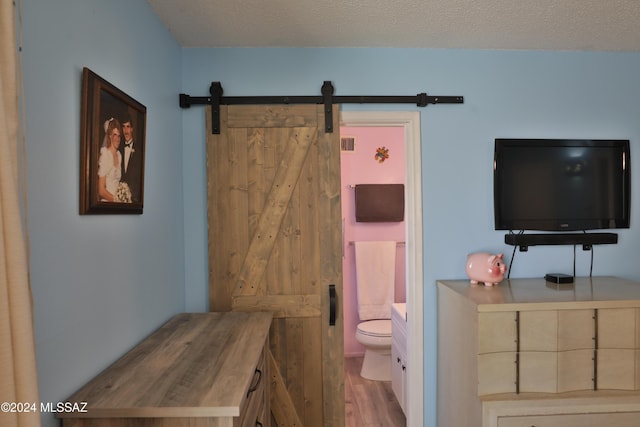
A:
[[179, 81, 464, 134]]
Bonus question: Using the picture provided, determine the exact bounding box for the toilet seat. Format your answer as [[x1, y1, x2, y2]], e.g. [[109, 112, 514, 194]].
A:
[[357, 319, 391, 337]]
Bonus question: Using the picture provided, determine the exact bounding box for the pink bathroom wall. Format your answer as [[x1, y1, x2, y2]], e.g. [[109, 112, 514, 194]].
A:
[[340, 126, 407, 357]]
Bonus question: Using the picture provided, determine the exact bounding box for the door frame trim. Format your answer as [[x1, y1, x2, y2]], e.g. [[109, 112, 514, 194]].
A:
[[340, 111, 423, 427]]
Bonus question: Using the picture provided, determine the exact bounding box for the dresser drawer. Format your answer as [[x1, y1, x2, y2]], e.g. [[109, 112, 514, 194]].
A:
[[478, 312, 517, 354], [255, 396, 267, 427], [517, 349, 595, 393], [557, 349, 595, 392], [519, 351, 557, 393], [520, 310, 595, 352], [597, 349, 636, 390], [519, 311, 558, 352], [478, 352, 517, 395], [497, 411, 640, 427], [557, 310, 595, 351], [238, 347, 267, 427], [598, 308, 637, 349]]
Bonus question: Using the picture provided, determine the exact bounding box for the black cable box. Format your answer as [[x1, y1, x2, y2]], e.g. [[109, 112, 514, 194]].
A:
[[544, 273, 574, 284]]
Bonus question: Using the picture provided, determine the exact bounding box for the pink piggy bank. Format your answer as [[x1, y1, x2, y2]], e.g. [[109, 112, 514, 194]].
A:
[[465, 252, 506, 286]]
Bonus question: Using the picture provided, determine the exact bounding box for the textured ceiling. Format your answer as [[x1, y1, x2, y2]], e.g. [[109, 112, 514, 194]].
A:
[[147, 0, 640, 51]]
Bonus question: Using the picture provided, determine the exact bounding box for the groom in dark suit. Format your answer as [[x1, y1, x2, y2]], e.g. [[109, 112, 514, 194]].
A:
[[120, 113, 143, 203]]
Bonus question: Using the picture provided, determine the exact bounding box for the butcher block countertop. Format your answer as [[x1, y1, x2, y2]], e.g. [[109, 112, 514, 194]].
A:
[[57, 311, 273, 420]]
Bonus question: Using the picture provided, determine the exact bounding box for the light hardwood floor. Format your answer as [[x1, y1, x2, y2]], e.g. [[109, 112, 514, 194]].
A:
[[345, 356, 406, 427]]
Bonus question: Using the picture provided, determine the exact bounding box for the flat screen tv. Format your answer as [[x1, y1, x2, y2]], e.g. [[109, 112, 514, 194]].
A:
[[494, 138, 631, 232]]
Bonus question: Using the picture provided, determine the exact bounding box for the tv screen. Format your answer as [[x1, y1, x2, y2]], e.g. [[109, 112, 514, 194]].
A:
[[494, 139, 631, 232]]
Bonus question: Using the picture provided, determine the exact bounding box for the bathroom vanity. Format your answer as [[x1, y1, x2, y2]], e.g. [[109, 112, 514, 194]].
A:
[[437, 277, 640, 427], [391, 302, 407, 415]]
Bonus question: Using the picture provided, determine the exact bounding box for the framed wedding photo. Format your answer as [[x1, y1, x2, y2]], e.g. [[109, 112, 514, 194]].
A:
[[79, 67, 146, 215]]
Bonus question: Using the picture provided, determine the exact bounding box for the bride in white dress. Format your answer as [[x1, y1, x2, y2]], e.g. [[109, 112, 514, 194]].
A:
[[98, 118, 122, 202]]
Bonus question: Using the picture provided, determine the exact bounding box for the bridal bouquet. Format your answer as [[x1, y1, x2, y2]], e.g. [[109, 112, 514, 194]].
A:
[[114, 182, 132, 203]]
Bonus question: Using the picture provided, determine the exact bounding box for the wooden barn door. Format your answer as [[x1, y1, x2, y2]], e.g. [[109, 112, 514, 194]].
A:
[[207, 104, 344, 427]]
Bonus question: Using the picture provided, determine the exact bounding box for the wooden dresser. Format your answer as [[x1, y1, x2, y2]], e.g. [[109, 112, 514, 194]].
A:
[[437, 277, 640, 427], [57, 312, 272, 427]]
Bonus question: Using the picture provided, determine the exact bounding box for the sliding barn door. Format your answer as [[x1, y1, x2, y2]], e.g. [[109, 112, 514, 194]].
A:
[[207, 104, 344, 427]]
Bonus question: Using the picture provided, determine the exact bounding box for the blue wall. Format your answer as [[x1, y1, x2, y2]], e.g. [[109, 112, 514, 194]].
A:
[[19, 1, 640, 426], [181, 48, 640, 426], [21, 1, 184, 426]]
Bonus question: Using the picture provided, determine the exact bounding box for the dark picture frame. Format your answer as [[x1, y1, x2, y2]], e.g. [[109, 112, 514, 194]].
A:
[[79, 67, 146, 214]]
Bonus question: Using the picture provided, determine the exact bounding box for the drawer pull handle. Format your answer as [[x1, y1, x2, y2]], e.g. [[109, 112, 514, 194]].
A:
[[256, 422, 263, 427], [247, 368, 262, 398], [329, 284, 337, 326]]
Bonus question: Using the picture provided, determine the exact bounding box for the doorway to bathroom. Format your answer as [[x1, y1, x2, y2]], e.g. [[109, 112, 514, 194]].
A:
[[340, 111, 423, 427]]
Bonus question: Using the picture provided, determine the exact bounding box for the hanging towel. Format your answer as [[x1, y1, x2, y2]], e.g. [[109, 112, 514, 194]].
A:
[[355, 241, 396, 320]]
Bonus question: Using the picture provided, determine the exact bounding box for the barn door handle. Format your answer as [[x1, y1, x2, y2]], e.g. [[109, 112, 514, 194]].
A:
[[329, 284, 337, 326]]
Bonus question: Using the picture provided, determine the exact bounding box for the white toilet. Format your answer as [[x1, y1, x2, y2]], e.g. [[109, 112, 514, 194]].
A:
[[354, 240, 396, 381], [355, 318, 392, 381]]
